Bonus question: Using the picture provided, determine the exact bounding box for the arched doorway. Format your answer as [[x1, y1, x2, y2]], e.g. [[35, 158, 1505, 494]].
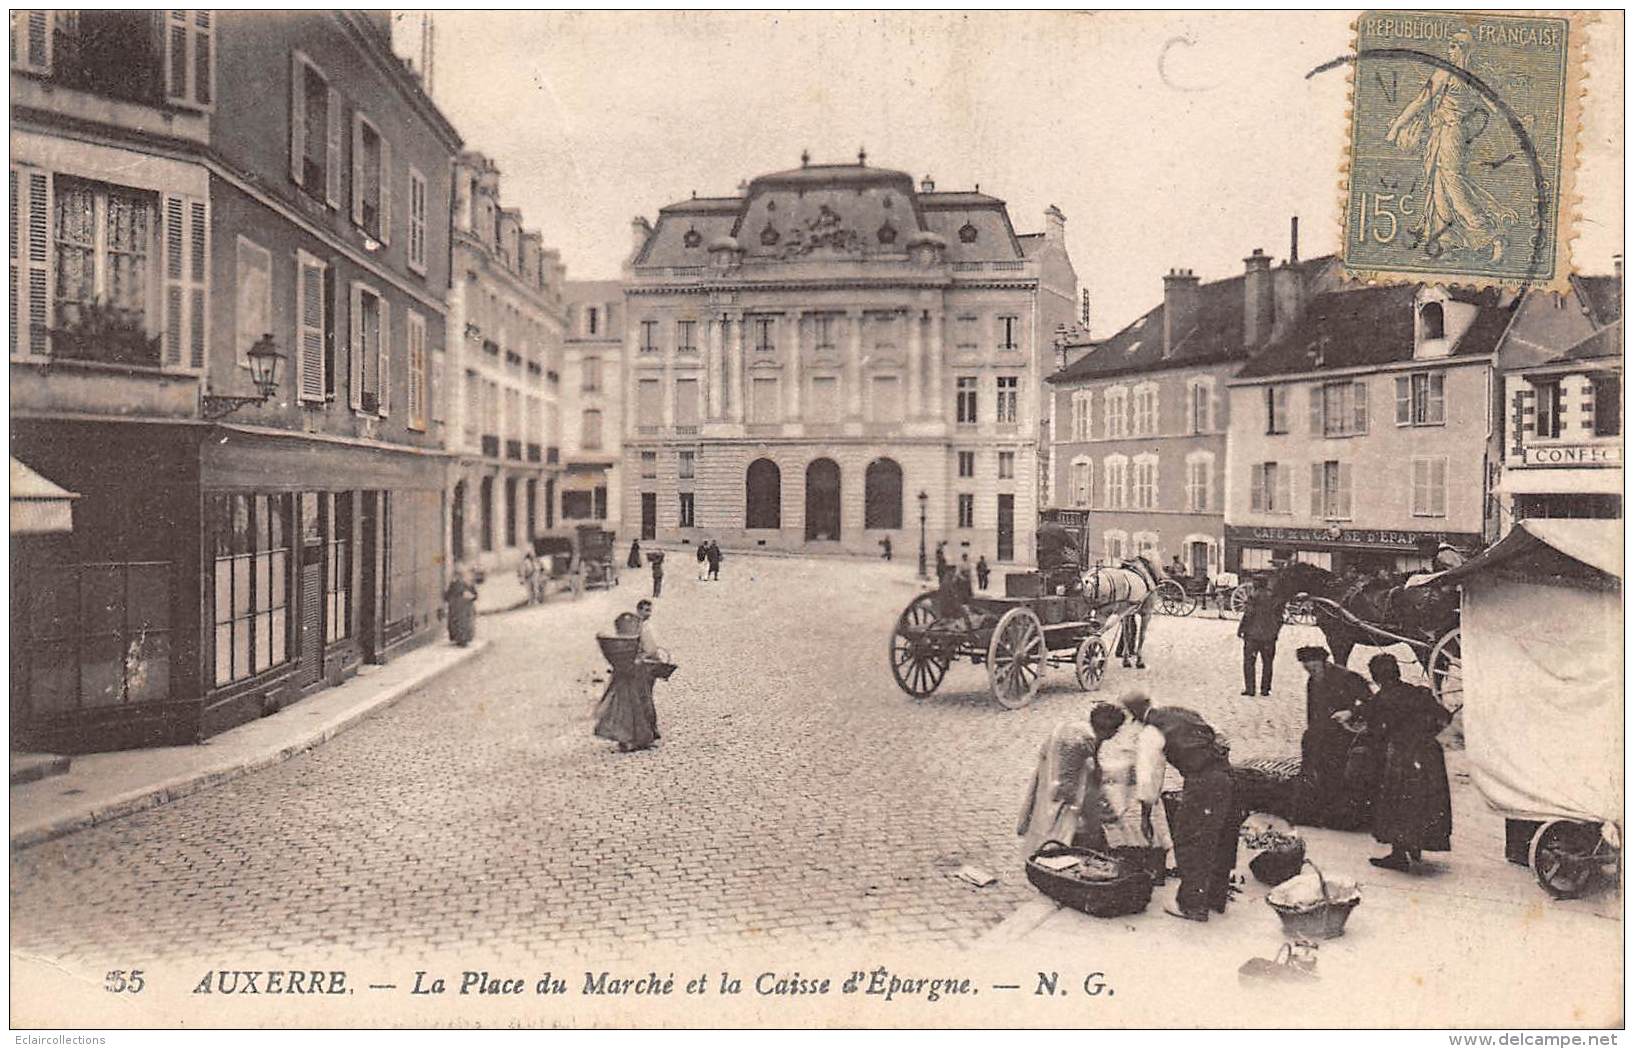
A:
[[864, 458, 903, 530], [745, 458, 781, 529], [805, 458, 841, 541], [451, 480, 467, 561]]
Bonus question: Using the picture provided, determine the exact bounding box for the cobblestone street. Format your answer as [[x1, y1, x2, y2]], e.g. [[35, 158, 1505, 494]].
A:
[[13, 554, 1328, 962]]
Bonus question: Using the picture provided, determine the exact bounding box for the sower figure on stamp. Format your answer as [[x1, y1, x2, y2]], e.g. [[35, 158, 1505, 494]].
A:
[[1385, 27, 1519, 263]]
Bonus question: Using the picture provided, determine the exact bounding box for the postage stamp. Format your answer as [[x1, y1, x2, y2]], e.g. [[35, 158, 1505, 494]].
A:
[[1342, 10, 1585, 290]]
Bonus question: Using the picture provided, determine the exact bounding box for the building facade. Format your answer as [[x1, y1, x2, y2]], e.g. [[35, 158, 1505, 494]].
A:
[[1492, 273, 1622, 528], [621, 156, 1070, 563], [1019, 207, 1078, 511], [1224, 283, 1518, 574], [442, 151, 567, 575], [562, 278, 625, 531], [10, 10, 459, 750], [1048, 242, 1338, 576]]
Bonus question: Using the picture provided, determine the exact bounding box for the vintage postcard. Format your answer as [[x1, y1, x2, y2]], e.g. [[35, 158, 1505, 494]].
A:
[[7, 8, 1624, 1036], [1342, 10, 1584, 289]]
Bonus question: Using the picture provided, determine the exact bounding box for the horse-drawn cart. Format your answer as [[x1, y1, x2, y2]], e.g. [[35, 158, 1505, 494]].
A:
[[888, 586, 1113, 709], [575, 525, 620, 591]]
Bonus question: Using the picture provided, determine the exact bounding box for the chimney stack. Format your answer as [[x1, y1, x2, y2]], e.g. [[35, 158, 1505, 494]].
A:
[[1162, 268, 1201, 359], [1289, 216, 1300, 265], [630, 216, 653, 257], [920, 174, 935, 193], [1044, 205, 1067, 242], [1243, 248, 1274, 347]]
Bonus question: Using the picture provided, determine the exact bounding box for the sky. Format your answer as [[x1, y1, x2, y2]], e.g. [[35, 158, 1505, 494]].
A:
[[402, 10, 1623, 338]]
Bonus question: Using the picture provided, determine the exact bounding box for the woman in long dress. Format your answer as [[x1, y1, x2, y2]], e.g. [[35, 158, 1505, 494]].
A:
[[1017, 718, 1108, 857], [1093, 702, 1173, 882], [443, 566, 478, 646], [593, 612, 658, 753], [1366, 654, 1453, 871]]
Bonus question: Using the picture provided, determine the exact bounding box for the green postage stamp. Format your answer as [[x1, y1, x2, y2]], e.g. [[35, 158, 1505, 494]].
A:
[[1343, 11, 1584, 290]]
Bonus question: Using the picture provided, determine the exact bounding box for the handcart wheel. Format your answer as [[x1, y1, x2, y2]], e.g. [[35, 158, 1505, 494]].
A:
[[987, 607, 1045, 709], [889, 594, 950, 699], [1428, 627, 1463, 714], [1155, 579, 1188, 616], [1529, 820, 1607, 900], [1074, 635, 1108, 692], [1228, 584, 1253, 616]]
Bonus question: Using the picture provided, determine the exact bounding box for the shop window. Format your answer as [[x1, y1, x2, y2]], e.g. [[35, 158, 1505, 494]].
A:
[[210, 493, 292, 686], [325, 493, 352, 643]]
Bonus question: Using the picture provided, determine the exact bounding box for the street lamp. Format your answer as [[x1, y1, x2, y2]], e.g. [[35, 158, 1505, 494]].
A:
[[202, 333, 286, 420], [917, 489, 929, 580]]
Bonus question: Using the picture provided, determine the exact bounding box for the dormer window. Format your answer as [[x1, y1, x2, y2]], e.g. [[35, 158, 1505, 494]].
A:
[[1420, 302, 1445, 340]]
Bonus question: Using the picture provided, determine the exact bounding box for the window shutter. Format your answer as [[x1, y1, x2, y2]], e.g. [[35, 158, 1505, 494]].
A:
[[1411, 459, 1427, 515], [377, 136, 392, 246], [1308, 385, 1323, 434], [348, 283, 363, 409], [1395, 376, 1410, 425], [324, 86, 343, 209], [430, 349, 444, 423], [295, 254, 325, 402], [165, 11, 213, 108], [1275, 465, 1290, 514], [1310, 462, 1324, 517], [1432, 459, 1447, 516], [350, 112, 365, 226], [163, 193, 208, 369], [1429, 372, 1445, 424], [12, 11, 52, 74], [1337, 463, 1352, 519], [288, 52, 306, 185], [13, 165, 51, 357], [1352, 382, 1368, 432], [407, 311, 425, 429], [1250, 465, 1265, 513], [377, 297, 391, 416]]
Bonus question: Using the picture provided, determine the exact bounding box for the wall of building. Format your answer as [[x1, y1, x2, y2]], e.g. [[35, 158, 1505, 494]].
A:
[[1050, 360, 1233, 571], [1225, 359, 1490, 570]]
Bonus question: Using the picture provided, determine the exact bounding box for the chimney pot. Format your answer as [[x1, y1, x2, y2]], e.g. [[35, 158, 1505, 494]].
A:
[[920, 175, 935, 192]]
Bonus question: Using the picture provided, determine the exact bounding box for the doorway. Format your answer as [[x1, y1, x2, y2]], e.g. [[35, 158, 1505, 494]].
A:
[[640, 493, 656, 540], [1189, 540, 1211, 579], [450, 480, 466, 562], [805, 458, 841, 541], [996, 494, 1015, 561]]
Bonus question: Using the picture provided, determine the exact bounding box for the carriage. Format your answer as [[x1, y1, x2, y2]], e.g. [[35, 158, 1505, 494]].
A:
[[1153, 571, 1318, 624], [1424, 520, 1622, 900], [575, 525, 620, 591], [887, 580, 1117, 709]]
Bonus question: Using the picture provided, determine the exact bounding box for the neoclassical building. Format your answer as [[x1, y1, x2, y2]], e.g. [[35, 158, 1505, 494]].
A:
[[621, 154, 1072, 562]]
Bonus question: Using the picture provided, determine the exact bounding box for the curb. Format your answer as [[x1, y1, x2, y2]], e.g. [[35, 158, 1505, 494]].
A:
[[10, 640, 490, 850]]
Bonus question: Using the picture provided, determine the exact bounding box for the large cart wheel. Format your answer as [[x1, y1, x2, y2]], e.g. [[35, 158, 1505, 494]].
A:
[[1155, 579, 1194, 617], [987, 606, 1046, 709], [889, 594, 950, 699], [1529, 820, 1610, 900], [1428, 627, 1463, 713], [1228, 584, 1253, 616], [1074, 635, 1109, 691]]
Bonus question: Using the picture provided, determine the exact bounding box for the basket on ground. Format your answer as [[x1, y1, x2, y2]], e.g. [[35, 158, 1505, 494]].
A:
[[1025, 841, 1153, 918], [1265, 860, 1361, 939], [1248, 839, 1307, 886]]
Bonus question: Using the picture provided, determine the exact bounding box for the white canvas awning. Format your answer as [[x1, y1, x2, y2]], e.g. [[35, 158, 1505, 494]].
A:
[[10, 457, 78, 535]]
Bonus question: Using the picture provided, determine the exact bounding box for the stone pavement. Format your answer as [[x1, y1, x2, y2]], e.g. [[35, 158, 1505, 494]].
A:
[[10, 639, 488, 848], [9, 553, 1619, 1024]]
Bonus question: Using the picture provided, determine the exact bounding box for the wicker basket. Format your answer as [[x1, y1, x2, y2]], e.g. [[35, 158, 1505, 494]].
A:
[[1025, 842, 1153, 918], [596, 634, 641, 669], [1265, 859, 1360, 939], [1249, 839, 1308, 886]]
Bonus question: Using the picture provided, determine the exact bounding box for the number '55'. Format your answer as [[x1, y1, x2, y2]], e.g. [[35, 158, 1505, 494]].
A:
[[104, 970, 145, 993]]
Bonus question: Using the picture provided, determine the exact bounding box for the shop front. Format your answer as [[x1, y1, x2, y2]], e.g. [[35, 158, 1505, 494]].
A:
[[1225, 523, 1485, 577]]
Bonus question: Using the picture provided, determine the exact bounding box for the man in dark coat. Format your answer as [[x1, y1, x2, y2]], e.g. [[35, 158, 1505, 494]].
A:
[[1366, 653, 1452, 871], [705, 540, 722, 581], [975, 555, 990, 590], [1297, 645, 1375, 829], [1121, 691, 1240, 922], [1237, 577, 1282, 696]]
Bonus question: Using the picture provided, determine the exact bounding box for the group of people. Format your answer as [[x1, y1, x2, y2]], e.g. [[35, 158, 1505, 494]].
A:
[[1020, 691, 1239, 922], [1297, 645, 1454, 872], [592, 598, 670, 754], [694, 539, 724, 582], [934, 543, 991, 592]]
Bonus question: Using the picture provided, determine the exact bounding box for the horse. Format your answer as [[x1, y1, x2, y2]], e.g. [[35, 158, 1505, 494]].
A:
[[1265, 560, 1459, 671], [1082, 554, 1167, 669]]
